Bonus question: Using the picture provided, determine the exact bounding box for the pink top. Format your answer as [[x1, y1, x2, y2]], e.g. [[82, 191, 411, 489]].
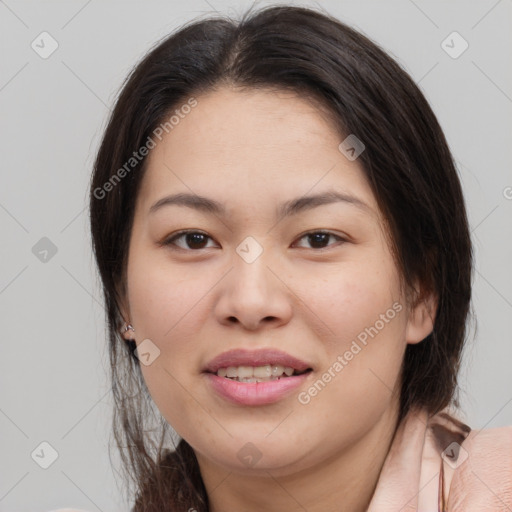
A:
[[367, 407, 512, 511]]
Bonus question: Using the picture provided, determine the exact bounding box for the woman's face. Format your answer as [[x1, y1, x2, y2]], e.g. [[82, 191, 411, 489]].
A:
[[120, 86, 434, 476]]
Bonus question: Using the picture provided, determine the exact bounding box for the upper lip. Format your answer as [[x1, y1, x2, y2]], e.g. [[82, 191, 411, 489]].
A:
[[203, 348, 313, 373]]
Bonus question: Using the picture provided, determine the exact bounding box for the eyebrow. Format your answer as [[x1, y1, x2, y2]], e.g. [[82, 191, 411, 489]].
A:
[[149, 190, 373, 219]]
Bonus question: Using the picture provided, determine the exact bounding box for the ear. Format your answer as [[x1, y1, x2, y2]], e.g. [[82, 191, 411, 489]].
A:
[[405, 284, 438, 345]]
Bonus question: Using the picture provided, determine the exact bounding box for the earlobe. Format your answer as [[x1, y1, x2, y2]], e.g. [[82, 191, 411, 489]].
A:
[[121, 322, 135, 340], [405, 290, 438, 345]]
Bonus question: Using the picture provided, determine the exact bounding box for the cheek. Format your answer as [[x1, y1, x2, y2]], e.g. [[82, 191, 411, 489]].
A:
[[127, 250, 211, 343], [297, 253, 404, 342], [298, 257, 406, 402], [125, 253, 214, 418]]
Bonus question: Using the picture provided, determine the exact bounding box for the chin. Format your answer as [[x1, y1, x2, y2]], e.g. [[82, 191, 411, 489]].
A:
[[197, 433, 312, 474]]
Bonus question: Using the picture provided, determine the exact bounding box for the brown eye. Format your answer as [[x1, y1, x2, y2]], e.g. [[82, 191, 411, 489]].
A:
[[163, 231, 216, 250], [294, 231, 345, 250]]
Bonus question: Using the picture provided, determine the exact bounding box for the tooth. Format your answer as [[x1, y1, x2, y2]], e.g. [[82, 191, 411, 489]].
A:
[[217, 364, 299, 379], [271, 364, 284, 377], [238, 366, 254, 379], [226, 366, 238, 378], [253, 365, 272, 378]]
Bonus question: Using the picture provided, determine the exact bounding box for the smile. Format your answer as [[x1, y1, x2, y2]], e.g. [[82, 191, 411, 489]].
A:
[[216, 364, 310, 382], [203, 348, 314, 405]]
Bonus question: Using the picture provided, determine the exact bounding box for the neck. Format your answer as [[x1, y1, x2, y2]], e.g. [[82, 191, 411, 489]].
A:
[[195, 402, 401, 512]]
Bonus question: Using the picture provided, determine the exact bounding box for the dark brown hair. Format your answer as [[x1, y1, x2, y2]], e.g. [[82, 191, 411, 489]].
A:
[[88, 4, 473, 510]]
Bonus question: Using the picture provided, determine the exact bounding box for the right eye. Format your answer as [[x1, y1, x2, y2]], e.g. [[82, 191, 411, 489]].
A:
[[161, 230, 218, 251]]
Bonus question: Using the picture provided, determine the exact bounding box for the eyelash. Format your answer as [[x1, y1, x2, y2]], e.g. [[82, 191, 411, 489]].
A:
[[161, 230, 346, 251]]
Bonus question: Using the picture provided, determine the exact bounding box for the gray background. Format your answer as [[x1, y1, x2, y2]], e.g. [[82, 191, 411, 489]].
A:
[[1, 0, 511, 510]]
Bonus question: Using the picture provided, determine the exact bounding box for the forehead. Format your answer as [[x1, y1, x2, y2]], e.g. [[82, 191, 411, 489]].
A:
[[136, 86, 379, 218]]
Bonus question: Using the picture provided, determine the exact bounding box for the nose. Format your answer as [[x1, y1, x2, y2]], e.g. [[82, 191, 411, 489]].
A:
[[213, 246, 293, 331]]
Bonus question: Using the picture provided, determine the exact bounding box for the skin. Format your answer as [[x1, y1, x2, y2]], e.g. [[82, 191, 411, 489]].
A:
[[119, 86, 436, 512]]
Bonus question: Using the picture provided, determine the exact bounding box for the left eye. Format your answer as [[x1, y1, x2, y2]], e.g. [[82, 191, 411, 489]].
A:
[[294, 231, 345, 249], [162, 230, 345, 251]]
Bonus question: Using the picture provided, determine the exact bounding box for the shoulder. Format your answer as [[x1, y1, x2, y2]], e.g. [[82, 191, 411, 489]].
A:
[[367, 407, 512, 511], [447, 423, 512, 510]]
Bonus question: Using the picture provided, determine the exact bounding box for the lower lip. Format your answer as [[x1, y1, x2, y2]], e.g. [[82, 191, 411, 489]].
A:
[[204, 372, 311, 406]]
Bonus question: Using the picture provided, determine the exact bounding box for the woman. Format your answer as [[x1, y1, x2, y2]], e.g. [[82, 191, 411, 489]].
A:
[[88, 4, 512, 511]]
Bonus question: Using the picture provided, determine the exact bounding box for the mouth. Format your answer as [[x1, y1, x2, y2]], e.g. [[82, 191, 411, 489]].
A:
[[202, 348, 313, 405], [203, 347, 313, 380], [214, 364, 312, 382]]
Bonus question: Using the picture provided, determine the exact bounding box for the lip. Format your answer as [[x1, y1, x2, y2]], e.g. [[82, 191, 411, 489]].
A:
[[204, 372, 311, 406], [203, 348, 312, 373], [202, 348, 313, 406]]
